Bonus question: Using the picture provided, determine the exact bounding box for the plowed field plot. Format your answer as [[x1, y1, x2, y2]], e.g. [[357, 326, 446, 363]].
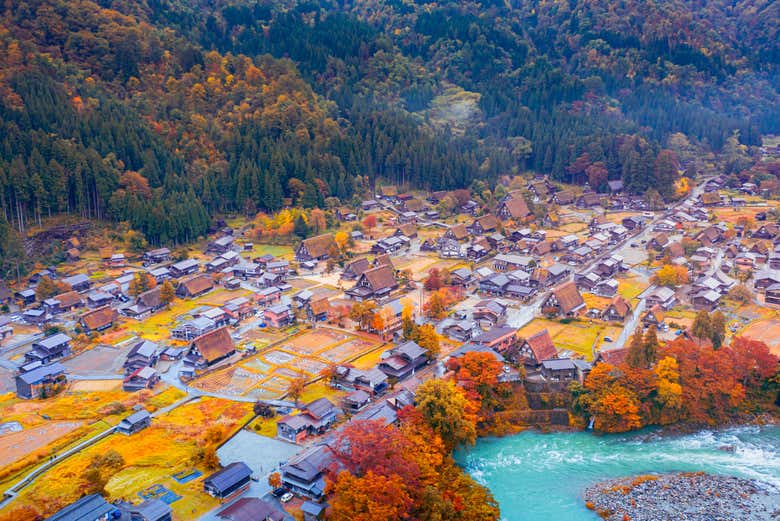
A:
[[263, 350, 296, 365], [190, 328, 381, 399], [0, 421, 82, 467], [283, 330, 348, 354], [320, 339, 374, 362]]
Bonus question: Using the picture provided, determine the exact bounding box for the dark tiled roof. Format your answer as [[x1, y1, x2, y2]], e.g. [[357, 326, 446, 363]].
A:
[[204, 461, 252, 494]]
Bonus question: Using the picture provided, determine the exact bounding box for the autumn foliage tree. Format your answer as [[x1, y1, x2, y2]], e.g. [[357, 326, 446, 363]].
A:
[[574, 335, 778, 431], [654, 264, 689, 286], [328, 414, 498, 521], [329, 471, 414, 521], [415, 379, 478, 450]]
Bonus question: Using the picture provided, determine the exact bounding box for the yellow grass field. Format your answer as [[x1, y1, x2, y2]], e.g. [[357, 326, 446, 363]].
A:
[[518, 318, 623, 360], [8, 397, 253, 520], [617, 275, 648, 302]]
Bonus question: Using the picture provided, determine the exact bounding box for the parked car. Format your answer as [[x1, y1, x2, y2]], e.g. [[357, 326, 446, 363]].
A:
[[281, 492, 294, 503]]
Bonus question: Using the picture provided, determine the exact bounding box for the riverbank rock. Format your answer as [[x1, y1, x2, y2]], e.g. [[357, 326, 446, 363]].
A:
[[584, 472, 780, 521]]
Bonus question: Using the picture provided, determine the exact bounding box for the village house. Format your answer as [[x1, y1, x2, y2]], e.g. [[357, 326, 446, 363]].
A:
[[602, 295, 632, 322], [576, 192, 602, 208], [15, 288, 36, 306], [26, 333, 71, 364], [346, 264, 398, 302], [332, 366, 389, 396], [594, 347, 629, 366], [122, 287, 165, 319], [185, 327, 235, 372], [306, 296, 330, 323], [593, 278, 619, 297], [449, 267, 474, 287], [622, 216, 644, 230], [438, 237, 463, 258], [496, 191, 532, 221], [467, 238, 491, 261], [124, 339, 159, 373], [653, 219, 676, 232], [765, 284, 780, 306], [341, 257, 371, 280], [378, 341, 428, 380], [753, 224, 780, 240], [169, 259, 200, 278], [79, 306, 118, 333], [641, 304, 666, 328], [444, 223, 470, 242], [551, 190, 574, 205], [86, 290, 115, 308], [478, 273, 511, 296], [397, 210, 418, 223], [264, 303, 294, 328], [43, 291, 84, 314], [222, 297, 256, 322], [493, 253, 534, 272], [562, 245, 593, 265], [472, 299, 507, 327], [645, 286, 678, 309], [47, 495, 121, 521], [295, 234, 336, 263], [696, 225, 724, 247], [541, 281, 585, 317], [62, 273, 92, 293], [206, 235, 235, 254], [15, 362, 66, 399], [647, 233, 669, 251], [281, 444, 340, 499], [540, 359, 577, 381], [575, 271, 601, 292], [440, 318, 479, 342], [691, 289, 721, 311], [172, 316, 215, 342], [699, 191, 722, 206], [117, 409, 152, 435], [256, 286, 282, 307], [362, 199, 381, 211], [206, 251, 240, 273], [371, 235, 409, 254], [472, 326, 517, 353], [143, 247, 171, 265], [467, 214, 500, 235], [277, 398, 340, 443], [393, 223, 417, 239], [517, 329, 558, 367], [754, 268, 780, 291], [22, 308, 47, 325], [176, 274, 214, 298], [123, 366, 160, 392], [370, 298, 406, 339], [203, 462, 253, 499]]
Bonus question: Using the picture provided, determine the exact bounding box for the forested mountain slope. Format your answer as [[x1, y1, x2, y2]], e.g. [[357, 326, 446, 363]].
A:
[[0, 0, 777, 252]]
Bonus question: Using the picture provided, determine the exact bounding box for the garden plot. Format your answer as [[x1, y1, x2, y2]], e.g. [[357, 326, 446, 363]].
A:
[[189, 328, 381, 399]]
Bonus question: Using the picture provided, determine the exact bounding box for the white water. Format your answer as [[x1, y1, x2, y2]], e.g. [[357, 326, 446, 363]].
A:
[[457, 425, 780, 520]]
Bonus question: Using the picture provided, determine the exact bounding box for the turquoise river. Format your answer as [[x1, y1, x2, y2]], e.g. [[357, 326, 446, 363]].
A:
[[456, 425, 780, 521]]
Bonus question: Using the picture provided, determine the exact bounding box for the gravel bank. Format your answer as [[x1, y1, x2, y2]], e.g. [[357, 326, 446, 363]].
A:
[[584, 472, 780, 521]]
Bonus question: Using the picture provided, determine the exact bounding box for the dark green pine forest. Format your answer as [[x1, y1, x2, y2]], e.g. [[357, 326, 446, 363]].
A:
[[0, 0, 778, 253]]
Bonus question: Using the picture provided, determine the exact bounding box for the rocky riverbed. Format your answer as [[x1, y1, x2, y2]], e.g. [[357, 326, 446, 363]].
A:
[[584, 472, 780, 521]]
